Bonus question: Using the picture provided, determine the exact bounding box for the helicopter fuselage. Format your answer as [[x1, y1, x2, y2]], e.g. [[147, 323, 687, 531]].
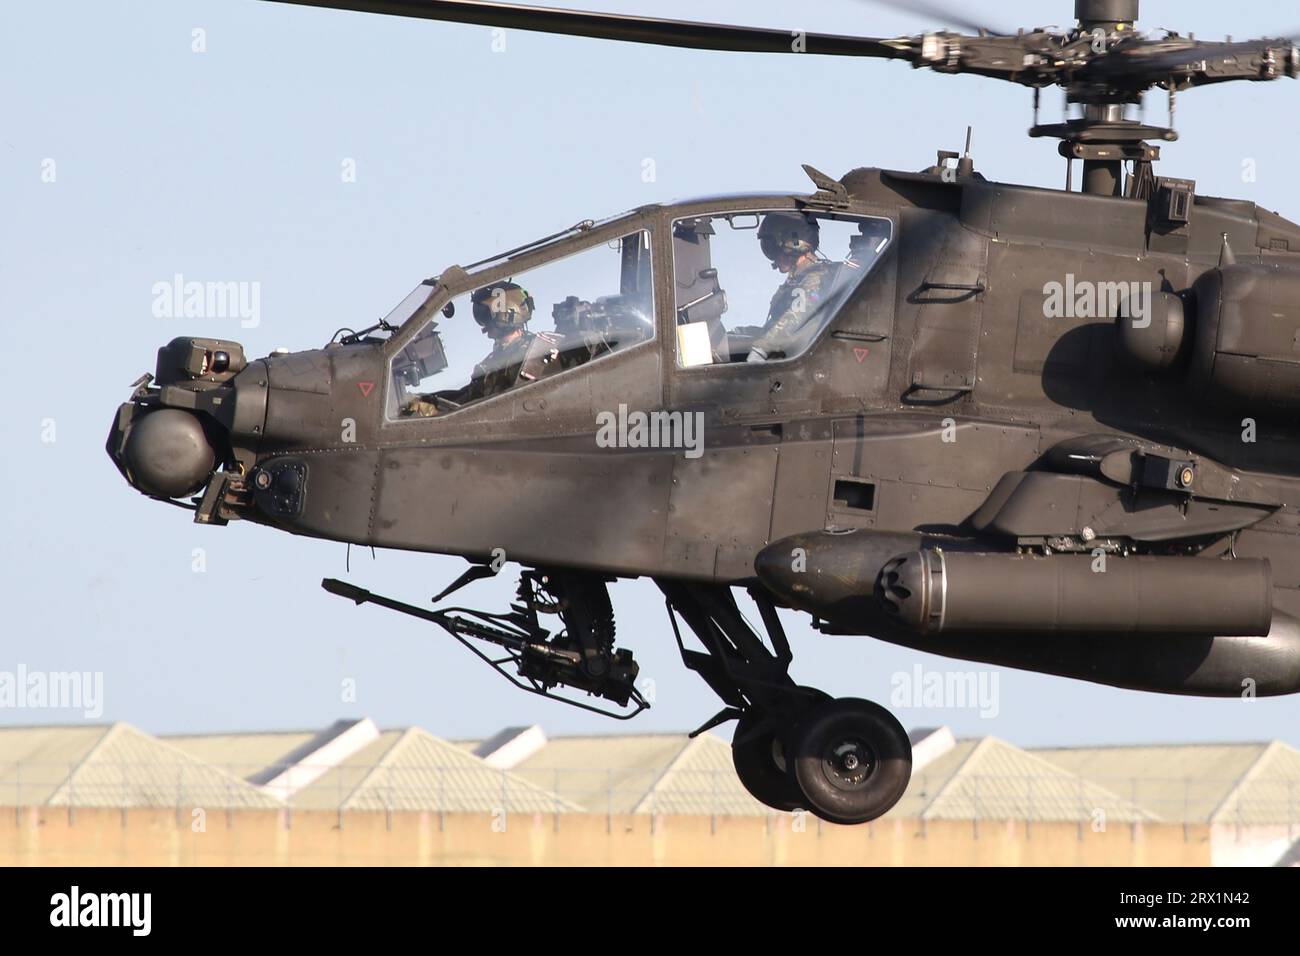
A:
[[109, 162, 1300, 701]]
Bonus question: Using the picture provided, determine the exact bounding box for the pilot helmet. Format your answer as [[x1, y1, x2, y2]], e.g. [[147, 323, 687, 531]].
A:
[[472, 281, 535, 333], [758, 212, 820, 264]]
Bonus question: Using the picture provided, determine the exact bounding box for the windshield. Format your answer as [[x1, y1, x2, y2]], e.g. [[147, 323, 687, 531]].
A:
[[388, 230, 654, 419], [382, 282, 436, 328]]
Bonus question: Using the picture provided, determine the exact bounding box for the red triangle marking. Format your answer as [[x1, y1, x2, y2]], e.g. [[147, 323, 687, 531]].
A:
[[853, 347, 870, 363], [357, 381, 375, 397]]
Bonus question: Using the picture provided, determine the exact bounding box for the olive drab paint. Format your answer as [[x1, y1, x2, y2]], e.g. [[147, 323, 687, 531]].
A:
[[105, 0, 1300, 826]]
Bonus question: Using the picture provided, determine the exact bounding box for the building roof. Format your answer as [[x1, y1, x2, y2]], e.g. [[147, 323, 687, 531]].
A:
[[629, 734, 767, 816], [1033, 742, 1300, 824], [499, 730, 1162, 821], [0, 723, 281, 808], [467, 729, 1162, 820], [6, 720, 1299, 824], [496, 732, 772, 814], [167, 721, 577, 812], [289, 727, 582, 813], [0, 721, 576, 812], [0, 724, 110, 805], [893, 737, 1156, 823], [163, 730, 320, 779]]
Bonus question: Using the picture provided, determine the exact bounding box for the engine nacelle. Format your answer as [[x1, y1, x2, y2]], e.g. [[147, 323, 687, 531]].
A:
[[756, 531, 1300, 696], [876, 550, 1273, 637], [1190, 263, 1300, 409], [1114, 262, 1300, 410]]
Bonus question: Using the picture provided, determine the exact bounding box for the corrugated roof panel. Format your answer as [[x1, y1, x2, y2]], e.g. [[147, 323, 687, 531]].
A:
[[632, 734, 768, 816], [1210, 742, 1300, 825], [295, 728, 580, 813], [893, 739, 1153, 823], [289, 731, 405, 810], [8, 721, 1298, 824], [1033, 744, 1270, 823], [890, 739, 980, 819], [162, 731, 319, 780], [510, 734, 694, 813], [44, 725, 282, 808], [0, 725, 110, 805], [927, 739, 1154, 822]]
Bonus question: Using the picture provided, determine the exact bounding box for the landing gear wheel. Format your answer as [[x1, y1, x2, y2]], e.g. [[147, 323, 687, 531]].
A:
[[731, 688, 830, 812], [787, 697, 912, 825], [732, 713, 804, 811]]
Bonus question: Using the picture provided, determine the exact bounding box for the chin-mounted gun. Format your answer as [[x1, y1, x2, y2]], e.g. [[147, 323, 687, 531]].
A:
[[322, 570, 648, 719]]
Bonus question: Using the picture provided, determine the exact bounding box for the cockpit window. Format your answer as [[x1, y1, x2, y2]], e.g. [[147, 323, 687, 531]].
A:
[[388, 230, 653, 419], [381, 283, 436, 329], [672, 211, 892, 367]]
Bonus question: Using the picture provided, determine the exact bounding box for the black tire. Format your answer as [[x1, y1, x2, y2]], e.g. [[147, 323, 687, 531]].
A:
[[731, 688, 830, 812], [787, 697, 912, 825], [731, 711, 805, 812]]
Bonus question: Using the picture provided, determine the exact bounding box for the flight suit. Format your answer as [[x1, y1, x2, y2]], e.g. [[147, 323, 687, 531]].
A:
[[750, 259, 839, 360], [465, 329, 562, 402], [401, 330, 562, 417]]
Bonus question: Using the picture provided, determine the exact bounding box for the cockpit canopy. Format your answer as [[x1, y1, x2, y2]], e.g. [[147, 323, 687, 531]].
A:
[[672, 210, 891, 366], [382, 205, 892, 420], [387, 229, 653, 419]]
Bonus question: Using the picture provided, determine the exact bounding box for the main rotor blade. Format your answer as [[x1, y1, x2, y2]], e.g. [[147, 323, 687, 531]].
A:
[[851, 0, 1010, 37], [263, 0, 910, 58], [1085, 37, 1299, 82]]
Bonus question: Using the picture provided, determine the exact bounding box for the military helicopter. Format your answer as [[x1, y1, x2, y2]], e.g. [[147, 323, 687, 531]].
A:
[[107, 0, 1300, 825]]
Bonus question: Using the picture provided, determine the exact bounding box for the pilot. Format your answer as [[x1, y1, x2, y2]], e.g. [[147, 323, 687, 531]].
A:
[[400, 281, 559, 417], [745, 212, 838, 363], [463, 281, 560, 402]]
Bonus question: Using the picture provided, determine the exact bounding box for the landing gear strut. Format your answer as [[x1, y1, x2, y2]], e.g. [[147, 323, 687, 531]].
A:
[[659, 580, 911, 824], [324, 567, 908, 822]]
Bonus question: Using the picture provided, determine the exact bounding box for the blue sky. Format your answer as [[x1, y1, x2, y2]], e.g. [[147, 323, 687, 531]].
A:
[[3, 0, 1300, 746]]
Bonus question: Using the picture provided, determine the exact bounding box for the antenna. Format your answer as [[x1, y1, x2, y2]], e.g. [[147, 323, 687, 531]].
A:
[[957, 126, 975, 177]]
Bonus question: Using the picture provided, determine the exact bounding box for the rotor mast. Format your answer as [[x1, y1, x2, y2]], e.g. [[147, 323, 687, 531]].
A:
[[1075, 0, 1138, 33], [1079, 0, 1141, 196], [1034, 0, 1162, 197]]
